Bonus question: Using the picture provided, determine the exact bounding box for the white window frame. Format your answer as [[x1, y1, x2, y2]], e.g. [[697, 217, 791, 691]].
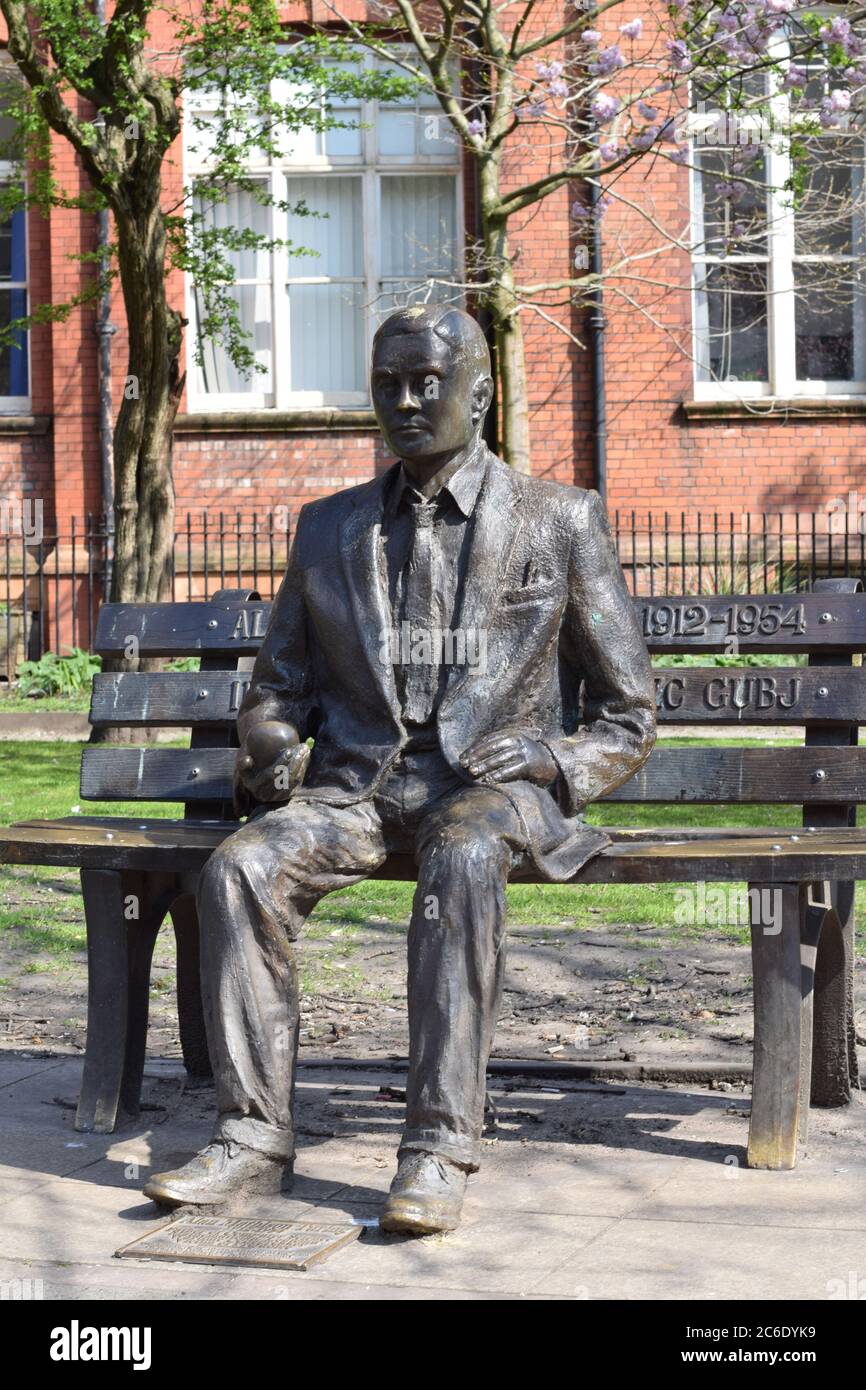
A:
[[184, 48, 464, 413], [0, 62, 30, 416], [689, 30, 866, 402]]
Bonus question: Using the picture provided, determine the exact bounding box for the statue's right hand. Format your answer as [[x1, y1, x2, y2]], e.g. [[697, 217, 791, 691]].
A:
[[233, 720, 309, 812]]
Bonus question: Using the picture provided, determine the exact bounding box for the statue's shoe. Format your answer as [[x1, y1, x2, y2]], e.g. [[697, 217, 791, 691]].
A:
[[143, 1141, 285, 1208], [380, 1152, 469, 1235]]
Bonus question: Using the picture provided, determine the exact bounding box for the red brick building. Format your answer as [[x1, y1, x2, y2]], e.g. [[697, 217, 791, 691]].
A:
[[1, 1, 865, 659]]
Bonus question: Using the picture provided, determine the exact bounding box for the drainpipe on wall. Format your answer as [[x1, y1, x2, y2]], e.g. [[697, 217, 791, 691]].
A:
[[468, 33, 498, 454], [95, 203, 115, 536], [94, 0, 116, 590], [589, 173, 607, 503]]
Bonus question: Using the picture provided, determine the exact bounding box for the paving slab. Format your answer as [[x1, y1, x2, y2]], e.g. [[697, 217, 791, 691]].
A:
[[541, 1218, 866, 1302], [0, 1055, 864, 1301]]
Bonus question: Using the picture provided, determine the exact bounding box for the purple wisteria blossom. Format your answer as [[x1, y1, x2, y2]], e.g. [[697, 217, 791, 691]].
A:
[[467, 118, 485, 137], [620, 18, 644, 40], [819, 88, 851, 127], [666, 38, 692, 72], [570, 199, 591, 218], [590, 91, 621, 123], [600, 139, 621, 160], [716, 180, 749, 202], [580, 30, 601, 46], [783, 63, 807, 89], [821, 17, 850, 44], [589, 45, 627, 77], [637, 101, 659, 120], [549, 79, 570, 98], [631, 125, 660, 150], [819, 16, 866, 58], [535, 60, 564, 82]]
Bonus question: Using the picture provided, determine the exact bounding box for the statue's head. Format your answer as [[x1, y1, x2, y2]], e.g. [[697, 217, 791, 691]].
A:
[[371, 304, 494, 464]]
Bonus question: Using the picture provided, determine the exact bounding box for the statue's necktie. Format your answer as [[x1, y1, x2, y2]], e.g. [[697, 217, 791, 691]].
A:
[[401, 498, 438, 723]]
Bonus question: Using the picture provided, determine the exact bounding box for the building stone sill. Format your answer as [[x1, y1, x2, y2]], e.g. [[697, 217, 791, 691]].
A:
[[0, 415, 51, 435], [174, 409, 378, 433], [682, 397, 866, 421]]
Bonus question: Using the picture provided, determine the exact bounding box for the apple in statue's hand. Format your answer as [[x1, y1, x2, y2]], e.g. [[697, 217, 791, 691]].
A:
[[234, 718, 309, 810], [240, 720, 299, 773]]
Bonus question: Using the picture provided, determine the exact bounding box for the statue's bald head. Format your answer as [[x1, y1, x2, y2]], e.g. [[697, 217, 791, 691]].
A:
[[373, 304, 491, 380]]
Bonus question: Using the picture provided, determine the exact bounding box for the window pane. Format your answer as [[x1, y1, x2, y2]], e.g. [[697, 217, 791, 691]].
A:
[[694, 263, 769, 384], [0, 201, 26, 282], [795, 265, 865, 380], [287, 283, 365, 392], [377, 279, 456, 319], [324, 111, 362, 158], [794, 138, 864, 257], [322, 62, 363, 158], [418, 114, 456, 158], [378, 109, 417, 157], [378, 107, 455, 158], [286, 177, 362, 278], [694, 150, 768, 255], [376, 52, 458, 159], [193, 186, 271, 280], [381, 175, 457, 279], [0, 287, 27, 396], [195, 283, 272, 395]]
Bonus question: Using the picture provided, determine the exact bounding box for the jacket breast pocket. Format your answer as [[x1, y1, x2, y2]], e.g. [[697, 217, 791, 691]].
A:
[[501, 581, 564, 608]]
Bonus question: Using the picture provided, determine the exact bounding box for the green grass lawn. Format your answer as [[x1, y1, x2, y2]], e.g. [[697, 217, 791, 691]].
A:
[[0, 692, 92, 712], [0, 739, 863, 966]]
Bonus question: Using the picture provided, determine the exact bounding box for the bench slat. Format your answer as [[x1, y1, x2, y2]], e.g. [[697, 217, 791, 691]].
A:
[[90, 671, 251, 726], [639, 595, 866, 653], [94, 602, 272, 657], [653, 667, 866, 723], [4, 816, 866, 881], [79, 744, 866, 805], [81, 747, 237, 802], [92, 666, 866, 728], [606, 746, 866, 802], [93, 593, 866, 658]]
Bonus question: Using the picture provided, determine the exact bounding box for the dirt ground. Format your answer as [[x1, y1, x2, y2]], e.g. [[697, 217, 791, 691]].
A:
[[2, 865, 865, 1073]]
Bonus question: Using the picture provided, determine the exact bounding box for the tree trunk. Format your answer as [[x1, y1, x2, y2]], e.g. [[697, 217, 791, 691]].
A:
[[480, 195, 531, 474], [89, 183, 185, 746], [490, 257, 531, 475], [110, 188, 184, 605]]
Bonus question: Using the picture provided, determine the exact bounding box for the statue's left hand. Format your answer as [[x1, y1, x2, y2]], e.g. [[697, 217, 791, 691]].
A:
[[459, 732, 558, 787]]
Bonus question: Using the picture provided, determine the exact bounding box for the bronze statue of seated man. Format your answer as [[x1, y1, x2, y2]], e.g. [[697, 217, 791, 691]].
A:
[[144, 304, 655, 1235]]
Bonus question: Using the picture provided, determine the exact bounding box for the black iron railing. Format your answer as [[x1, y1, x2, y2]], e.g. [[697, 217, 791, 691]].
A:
[[1, 506, 864, 677]]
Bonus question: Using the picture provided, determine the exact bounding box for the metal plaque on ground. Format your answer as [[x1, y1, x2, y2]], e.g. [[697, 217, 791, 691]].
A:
[[116, 1213, 361, 1270]]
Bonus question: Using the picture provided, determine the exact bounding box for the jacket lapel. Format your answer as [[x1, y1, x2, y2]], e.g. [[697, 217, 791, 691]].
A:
[[339, 469, 402, 724]]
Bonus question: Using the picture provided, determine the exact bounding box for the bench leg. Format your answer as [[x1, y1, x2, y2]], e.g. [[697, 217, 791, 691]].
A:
[[170, 893, 213, 1082], [810, 880, 859, 1107], [797, 891, 828, 1149], [76, 870, 129, 1133], [76, 869, 173, 1134], [747, 882, 805, 1170]]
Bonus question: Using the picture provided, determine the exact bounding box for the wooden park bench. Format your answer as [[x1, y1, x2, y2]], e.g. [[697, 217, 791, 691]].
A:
[[0, 580, 863, 1172]]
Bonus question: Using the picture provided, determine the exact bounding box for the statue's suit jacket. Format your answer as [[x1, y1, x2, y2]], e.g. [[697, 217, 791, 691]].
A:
[[240, 450, 656, 881]]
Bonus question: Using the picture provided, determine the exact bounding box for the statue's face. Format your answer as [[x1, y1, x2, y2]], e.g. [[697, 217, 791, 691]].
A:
[[371, 328, 491, 463]]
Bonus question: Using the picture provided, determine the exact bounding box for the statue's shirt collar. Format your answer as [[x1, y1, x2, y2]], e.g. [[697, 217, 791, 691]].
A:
[[386, 447, 488, 521]]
